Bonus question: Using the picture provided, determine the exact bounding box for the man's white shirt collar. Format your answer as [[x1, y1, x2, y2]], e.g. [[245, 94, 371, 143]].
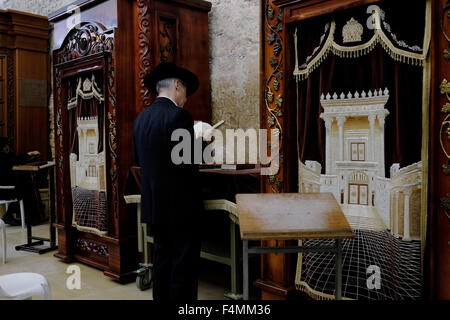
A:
[[158, 95, 178, 107]]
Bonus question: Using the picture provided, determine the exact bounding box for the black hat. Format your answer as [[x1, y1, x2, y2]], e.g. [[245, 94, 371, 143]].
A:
[[143, 62, 199, 96]]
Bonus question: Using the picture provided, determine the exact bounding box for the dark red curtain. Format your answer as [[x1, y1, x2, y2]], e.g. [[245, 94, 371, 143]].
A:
[[67, 71, 105, 157]]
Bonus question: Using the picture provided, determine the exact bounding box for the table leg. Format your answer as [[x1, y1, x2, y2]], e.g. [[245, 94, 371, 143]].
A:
[[15, 166, 58, 254], [31, 173, 45, 223], [335, 239, 342, 300], [137, 203, 142, 253], [243, 240, 249, 300], [224, 219, 243, 300]]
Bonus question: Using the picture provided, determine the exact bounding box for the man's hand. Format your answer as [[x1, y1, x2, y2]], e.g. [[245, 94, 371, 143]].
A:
[[27, 151, 40, 156]]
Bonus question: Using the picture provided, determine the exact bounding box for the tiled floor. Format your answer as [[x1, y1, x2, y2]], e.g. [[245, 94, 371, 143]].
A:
[[0, 223, 234, 300]]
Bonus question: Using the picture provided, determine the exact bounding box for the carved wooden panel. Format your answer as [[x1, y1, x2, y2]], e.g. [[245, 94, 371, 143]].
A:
[[262, 0, 285, 195], [136, 0, 153, 109], [0, 11, 49, 157], [158, 15, 177, 63], [134, 0, 211, 121], [259, 0, 299, 300], [52, 20, 128, 278], [429, 0, 450, 299]]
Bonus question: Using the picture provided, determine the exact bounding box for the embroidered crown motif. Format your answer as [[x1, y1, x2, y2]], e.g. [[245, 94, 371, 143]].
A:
[[83, 77, 93, 92], [342, 18, 363, 43]]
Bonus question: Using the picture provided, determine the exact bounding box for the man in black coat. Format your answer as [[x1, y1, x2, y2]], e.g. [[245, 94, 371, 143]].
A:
[[133, 62, 204, 302]]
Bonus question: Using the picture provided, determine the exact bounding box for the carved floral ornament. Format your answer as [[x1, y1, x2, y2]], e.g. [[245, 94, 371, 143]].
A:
[[441, 79, 450, 224], [76, 238, 109, 257], [440, 79, 450, 180], [273, 78, 280, 91], [56, 22, 114, 64], [442, 0, 450, 59], [440, 2, 450, 220], [265, 0, 283, 192]]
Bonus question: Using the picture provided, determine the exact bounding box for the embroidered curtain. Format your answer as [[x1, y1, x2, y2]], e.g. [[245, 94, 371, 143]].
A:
[[293, 0, 430, 300]]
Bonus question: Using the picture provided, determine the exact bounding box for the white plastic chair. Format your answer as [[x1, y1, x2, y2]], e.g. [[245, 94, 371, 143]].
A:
[[0, 218, 5, 264], [0, 273, 51, 300], [0, 186, 25, 229]]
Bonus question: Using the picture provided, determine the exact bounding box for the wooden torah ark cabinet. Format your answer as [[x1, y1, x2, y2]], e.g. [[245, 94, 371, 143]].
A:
[[50, 0, 211, 281], [260, 0, 450, 300], [0, 10, 50, 159]]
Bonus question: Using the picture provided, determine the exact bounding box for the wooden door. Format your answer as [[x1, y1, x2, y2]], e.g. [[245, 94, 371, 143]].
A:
[[0, 55, 6, 137], [349, 184, 368, 205]]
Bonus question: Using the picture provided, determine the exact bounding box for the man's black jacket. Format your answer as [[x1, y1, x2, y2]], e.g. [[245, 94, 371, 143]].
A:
[[133, 97, 204, 229]]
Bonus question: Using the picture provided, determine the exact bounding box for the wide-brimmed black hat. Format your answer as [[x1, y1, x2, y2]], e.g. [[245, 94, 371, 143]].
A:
[[143, 62, 199, 96]]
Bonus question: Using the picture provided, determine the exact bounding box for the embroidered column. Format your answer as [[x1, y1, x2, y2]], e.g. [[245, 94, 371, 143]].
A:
[[336, 116, 346, 161], [394, 190, 399, 237], [389, 192, 394, 231], [343, 173, 349, 204], [324, 117, 333, 174], [403, 188, 412, 241], [368, 114, 376, 162], [83, 128, 88, 155], [378, 114, 386, 177]]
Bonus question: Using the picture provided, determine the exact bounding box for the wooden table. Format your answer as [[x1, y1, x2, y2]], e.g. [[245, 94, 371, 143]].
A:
[[12, 161, 57, 254], [236, 193, 354, 300]]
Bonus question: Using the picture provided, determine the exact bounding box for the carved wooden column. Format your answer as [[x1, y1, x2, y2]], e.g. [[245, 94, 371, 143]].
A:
[[428, 0, 450, 299], [394, 190, 399, 237], [258, 0, 298, 299], [378, 114, 386, 176], [337, 116, 346, 161], [368, 114, 376, 162], [390, 192, 394, 231]]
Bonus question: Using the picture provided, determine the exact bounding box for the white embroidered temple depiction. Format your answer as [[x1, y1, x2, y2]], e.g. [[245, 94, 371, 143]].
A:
[[299, 89, 422, 241]]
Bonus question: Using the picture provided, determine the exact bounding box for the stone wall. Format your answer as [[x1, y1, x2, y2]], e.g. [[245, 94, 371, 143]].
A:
[[0, 0, 74, 17], [209, 0, 260, 132]]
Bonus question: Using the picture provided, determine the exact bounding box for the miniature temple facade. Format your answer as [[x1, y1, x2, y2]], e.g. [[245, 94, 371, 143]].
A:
[[69, 116, 106, 192]]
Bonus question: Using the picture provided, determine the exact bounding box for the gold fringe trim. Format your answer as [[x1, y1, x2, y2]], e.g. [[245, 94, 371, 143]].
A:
[[295, 281, 354, 300], [294, 239, 353, 300], [294, 21, 336, 82], [293, 8, 429, 82]]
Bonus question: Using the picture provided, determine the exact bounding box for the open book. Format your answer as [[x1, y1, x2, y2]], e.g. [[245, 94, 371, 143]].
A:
[[193, 120, 224, 140]]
